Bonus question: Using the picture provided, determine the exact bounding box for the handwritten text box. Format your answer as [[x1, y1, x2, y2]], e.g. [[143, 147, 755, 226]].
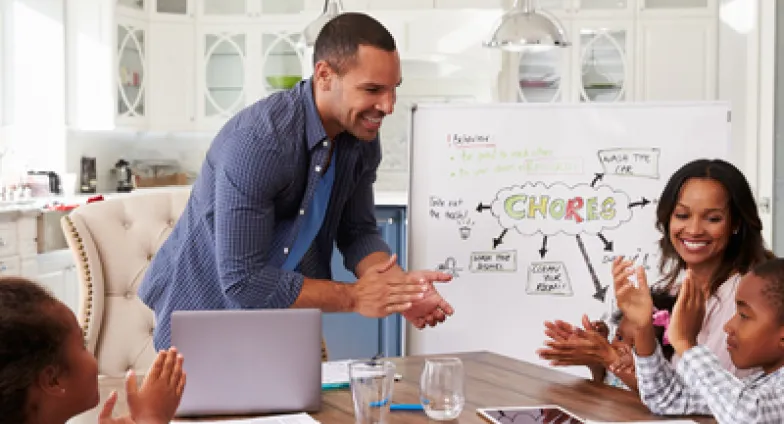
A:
[[469, 250, 518, 273], [597, 148, 660, 179], [526, 261, 573, 296]]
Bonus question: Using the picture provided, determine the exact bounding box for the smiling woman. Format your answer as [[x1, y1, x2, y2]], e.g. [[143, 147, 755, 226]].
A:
[[655, 159, 772, 296], [538, 158, 775, 391]]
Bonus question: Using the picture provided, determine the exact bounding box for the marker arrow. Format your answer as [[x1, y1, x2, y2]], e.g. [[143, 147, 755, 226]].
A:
[[476, 202, 491, 213], [493, 229, 508, 249], [575, 234, 609, 302], [590, 173, 605, 187], [628, 197, 651, 209], [597, 233, 614, 252], [539, 236, 548, 258]]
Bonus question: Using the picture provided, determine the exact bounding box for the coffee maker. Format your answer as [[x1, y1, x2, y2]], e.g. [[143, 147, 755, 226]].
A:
[[79, 156, 97, 194], [114, 159, 134, 192]]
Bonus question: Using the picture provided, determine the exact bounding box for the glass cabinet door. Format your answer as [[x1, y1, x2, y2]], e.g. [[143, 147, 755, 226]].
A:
[[156, 0, 188, 14], [117, 24, 146, 118], [204, 33, 246, 118], [260, 0, 305, 13], [536, 0, 570, 11], [517, 48, 565, 103], [643, 0, 709, 8], [576, 0, 629, 10], [203, 0, 247, 16], [118, 0, 144, 11], [261, 32, 305, 97], [578, 28, 627, 102]]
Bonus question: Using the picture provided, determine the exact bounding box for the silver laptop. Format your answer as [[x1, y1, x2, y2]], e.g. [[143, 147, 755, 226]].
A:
[[171, 308, 322, 417]]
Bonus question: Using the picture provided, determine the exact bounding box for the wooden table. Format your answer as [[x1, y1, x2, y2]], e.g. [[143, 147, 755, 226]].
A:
[[194, 351, 717, 423]]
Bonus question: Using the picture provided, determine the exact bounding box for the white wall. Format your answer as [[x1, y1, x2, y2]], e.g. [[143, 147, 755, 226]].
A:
[[3, 0, 67, 175]]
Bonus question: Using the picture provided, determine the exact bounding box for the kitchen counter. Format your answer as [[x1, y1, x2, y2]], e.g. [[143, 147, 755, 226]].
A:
[[374, 190, 408, 206], [0, 186, 409, 215]]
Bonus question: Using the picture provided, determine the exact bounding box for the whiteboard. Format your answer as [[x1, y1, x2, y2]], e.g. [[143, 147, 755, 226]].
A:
[[405, 102, 731, 376]]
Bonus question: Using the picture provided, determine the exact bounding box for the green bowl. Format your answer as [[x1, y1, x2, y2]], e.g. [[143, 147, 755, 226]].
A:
[[266, 75, 302, 89]]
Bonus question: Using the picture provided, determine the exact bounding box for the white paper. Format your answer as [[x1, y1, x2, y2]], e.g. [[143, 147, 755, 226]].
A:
[[172, 412, 319, 424], [322, 360, 353, 384], [321, 360, 403, 385]]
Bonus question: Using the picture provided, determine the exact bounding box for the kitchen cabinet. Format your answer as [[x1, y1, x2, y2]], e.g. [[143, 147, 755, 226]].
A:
[[322, 206, 406, 360], [434, 0, 504, 9], [148, 21, 196, 131], [116, 13, 148, 127], [155, 0, 191, 16], [195, 24, 307, 131], [36, 249, 79, 314], [198, 0, 308, 18], [367, 0, 432, 10], [0, 1, 5, 128], [635, 17, 716, 101], [501, 0, 717, 103]]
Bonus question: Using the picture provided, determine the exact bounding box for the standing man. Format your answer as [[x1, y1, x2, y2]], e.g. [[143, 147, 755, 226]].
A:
[[138, 12, 454, 350]]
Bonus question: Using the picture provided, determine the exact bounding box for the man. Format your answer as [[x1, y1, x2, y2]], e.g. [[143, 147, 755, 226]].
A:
[[138, 12, 454, 350]]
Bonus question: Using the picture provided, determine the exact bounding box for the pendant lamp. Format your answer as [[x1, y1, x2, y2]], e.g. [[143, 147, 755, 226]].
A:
[[483, 0, 570, 51], [302, 0, 344, 47]]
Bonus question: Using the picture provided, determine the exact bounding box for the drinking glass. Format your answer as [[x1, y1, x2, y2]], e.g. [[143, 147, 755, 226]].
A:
[[349, 360, 395, 424], [420, 357, 465, 420]]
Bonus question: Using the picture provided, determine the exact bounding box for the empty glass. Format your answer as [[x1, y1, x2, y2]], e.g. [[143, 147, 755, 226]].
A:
[[349, 360, 396, 424], [420, 357, 465, 420]]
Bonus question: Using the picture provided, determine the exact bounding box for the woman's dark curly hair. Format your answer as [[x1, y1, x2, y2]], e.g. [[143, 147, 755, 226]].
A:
[[0, 277, 69, 424]]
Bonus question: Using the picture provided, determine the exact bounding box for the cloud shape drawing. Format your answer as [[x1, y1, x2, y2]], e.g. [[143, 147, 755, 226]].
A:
[[490, 182, 633, 236]]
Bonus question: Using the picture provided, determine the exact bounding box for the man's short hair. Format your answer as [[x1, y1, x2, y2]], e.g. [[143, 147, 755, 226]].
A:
[[313, 12, 396, 75]]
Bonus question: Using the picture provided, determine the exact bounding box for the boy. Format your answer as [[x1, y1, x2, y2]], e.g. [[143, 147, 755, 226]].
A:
[[614, 260, 784, 423]]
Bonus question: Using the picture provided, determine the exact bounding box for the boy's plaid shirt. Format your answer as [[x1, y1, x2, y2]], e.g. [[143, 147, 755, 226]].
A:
[[634, 345, 784, 423]]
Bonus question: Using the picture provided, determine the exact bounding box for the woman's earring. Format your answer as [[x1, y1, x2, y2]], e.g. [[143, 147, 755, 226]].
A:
[[733, 228, 739, 235]]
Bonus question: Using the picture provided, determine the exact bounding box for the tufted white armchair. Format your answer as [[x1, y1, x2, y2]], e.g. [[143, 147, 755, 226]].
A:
[[61, 188, 191, 423], [60, 188, 329, 423]]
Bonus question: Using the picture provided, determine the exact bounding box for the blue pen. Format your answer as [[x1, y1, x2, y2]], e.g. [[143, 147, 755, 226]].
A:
[[390, 403, 424, 411]]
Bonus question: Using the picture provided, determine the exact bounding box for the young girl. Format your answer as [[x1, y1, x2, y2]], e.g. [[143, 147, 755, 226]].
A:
[[587, 291, 676, 392], [539, 159, 772, 384], [617, 258, 784, 422], [0, 277, 186, 424]]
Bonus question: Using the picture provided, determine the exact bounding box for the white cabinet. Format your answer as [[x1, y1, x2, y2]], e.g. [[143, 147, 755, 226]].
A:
[[0, 0, 5, 128], [635, 17, 717, 101], [148, 21, 195, 131], [0, 212, 39, 280], [368, 0, 432, 9], [154, 0, 192, 17], [195, 24, 307, 130], [116, 14, 148, 127], [501, 0, 717, 104], [36, 249, 79, 314], [197, 0, 307, 18], [638, 0, 717, 17], [510, 19, 633, 103], [433, 0, 504, 9], [66, 0, 114, 130], [196, 26, 251, 127], [571, 20, 634, 102]]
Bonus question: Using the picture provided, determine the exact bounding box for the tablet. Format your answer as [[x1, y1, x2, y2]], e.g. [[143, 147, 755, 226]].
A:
[[477, 405, 586, 424]]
